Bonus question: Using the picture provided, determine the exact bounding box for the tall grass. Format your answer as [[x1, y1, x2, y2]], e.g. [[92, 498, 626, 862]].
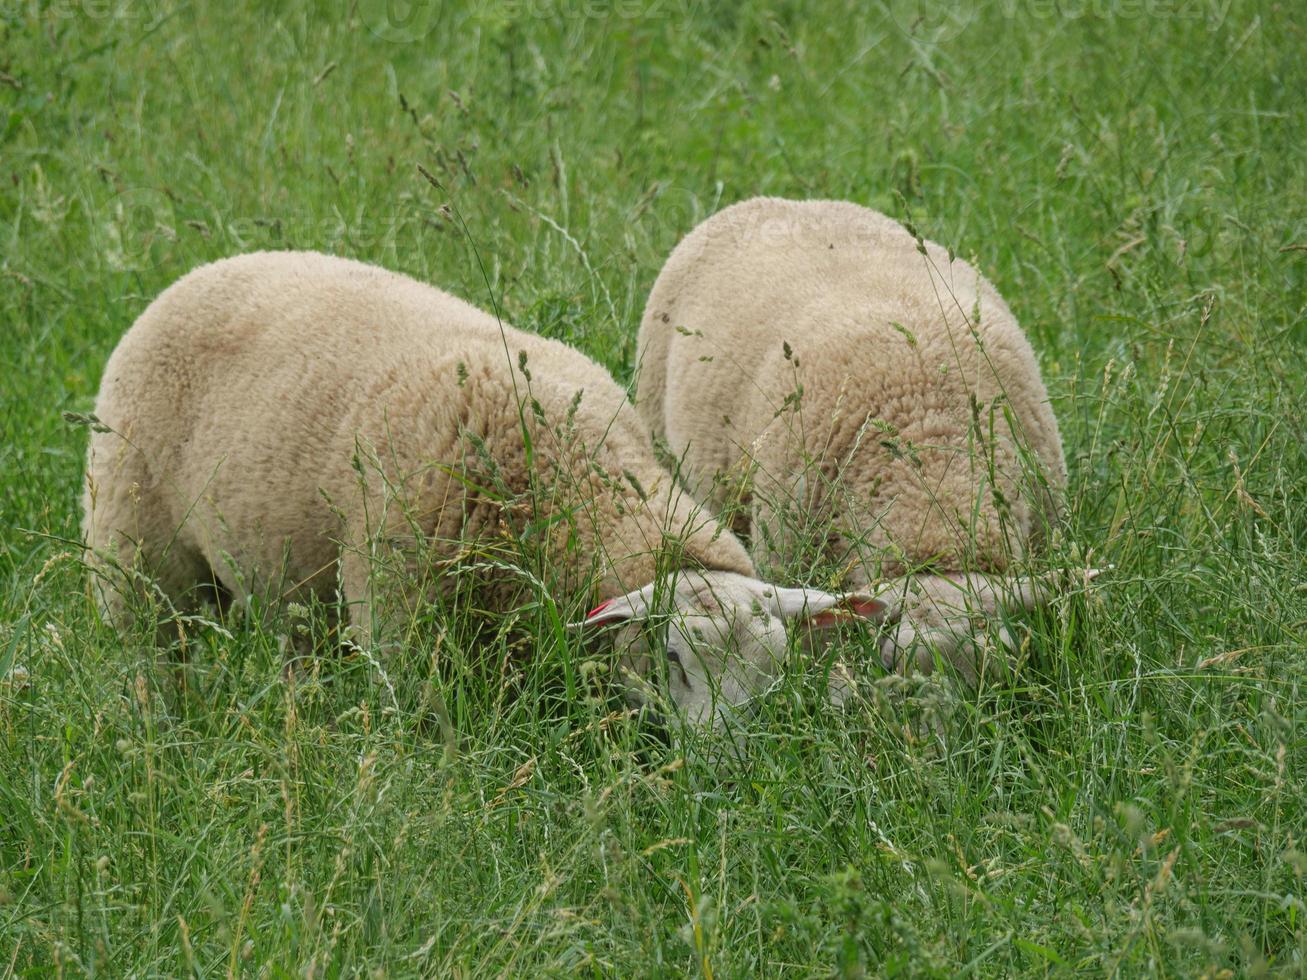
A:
[[2, 0, 1305, 974]]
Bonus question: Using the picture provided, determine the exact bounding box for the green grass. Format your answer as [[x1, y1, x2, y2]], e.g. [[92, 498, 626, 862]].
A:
[[3, 0, 1306, 974]]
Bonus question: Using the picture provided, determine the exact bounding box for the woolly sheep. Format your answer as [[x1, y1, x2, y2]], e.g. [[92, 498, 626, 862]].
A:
[[636, 197, 1080, 683], [82, 250, 871, 727]]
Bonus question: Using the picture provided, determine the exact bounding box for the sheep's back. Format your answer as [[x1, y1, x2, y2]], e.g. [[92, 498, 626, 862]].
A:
[[89, 252, 626, 584], [90, 250, 749, 604], [639, 198, 1066, 573]]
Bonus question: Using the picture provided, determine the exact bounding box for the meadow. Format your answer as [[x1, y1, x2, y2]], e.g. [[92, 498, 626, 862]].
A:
[[2, 0, 1305, 974]]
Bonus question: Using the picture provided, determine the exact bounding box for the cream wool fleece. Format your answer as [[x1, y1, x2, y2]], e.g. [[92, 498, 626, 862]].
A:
[[84, 250, 754, 635], [636, 196, 1066, 585], [635, 198, 1073, 683], [84, 251, 880, 726]]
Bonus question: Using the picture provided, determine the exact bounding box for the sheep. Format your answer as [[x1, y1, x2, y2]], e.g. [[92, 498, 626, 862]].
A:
[[636, 197, 1082, 684], [82, 250, 875, 727]]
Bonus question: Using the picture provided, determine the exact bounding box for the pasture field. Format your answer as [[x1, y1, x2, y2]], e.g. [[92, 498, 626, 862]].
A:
[[2, 0, 1305, 974]]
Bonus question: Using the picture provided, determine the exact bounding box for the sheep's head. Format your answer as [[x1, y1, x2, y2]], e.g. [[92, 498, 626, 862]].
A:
[[574, 570, 884, 729], [867, 569, 1104, 685]]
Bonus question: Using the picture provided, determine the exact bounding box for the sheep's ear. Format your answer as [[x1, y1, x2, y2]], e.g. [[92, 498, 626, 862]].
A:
[[770, 587, 892, 629], [568, 583, 657, 629], [1010, 566, 1108, 610]]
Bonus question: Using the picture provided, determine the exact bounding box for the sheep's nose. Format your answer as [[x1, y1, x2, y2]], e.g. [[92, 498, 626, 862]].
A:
[[881, 626, 959, 676], [879, 624, 920, 673]]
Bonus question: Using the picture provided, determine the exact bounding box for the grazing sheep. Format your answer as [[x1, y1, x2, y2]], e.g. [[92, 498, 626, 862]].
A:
[[636, 197, 1077, 683], [83, 250, 871, 726]]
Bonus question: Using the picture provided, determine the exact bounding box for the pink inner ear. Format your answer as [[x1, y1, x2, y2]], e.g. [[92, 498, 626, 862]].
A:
[[844, 596, 886, 618], [586, 600, 613, 619], [806, 596, 886, 629], [806, 609, 847, 629]]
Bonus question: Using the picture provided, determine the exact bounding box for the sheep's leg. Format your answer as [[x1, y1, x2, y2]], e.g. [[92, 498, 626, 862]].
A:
[[85, 540, 138, 632], [87, 532, 217, 640], [340, 518, 454, 659], [339, 547, 376, 651], [339, 512, 424, 651], [83, 460, 210, 647], [83, 505, 224, 719]]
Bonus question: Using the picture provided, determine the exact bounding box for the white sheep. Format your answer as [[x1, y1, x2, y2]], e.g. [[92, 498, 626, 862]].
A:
[[82, 250, 873, 727], [636, 197, 1081, 683]]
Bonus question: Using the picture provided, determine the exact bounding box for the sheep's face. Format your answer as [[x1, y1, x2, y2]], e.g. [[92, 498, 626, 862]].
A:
[[872, 570, 1101, 685], [577, 571, 883, 729]]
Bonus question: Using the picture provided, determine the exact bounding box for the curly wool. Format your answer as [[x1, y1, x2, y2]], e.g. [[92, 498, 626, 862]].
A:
[[636, 197, 1066, 584], [84, 251, 754, 637]]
